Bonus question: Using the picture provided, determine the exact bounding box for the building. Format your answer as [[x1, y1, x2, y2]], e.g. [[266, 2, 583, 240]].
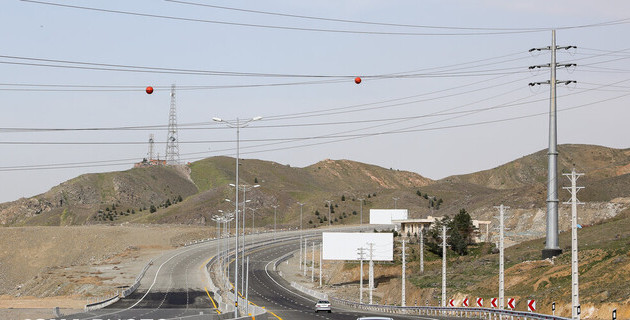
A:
[[394, 216, 492, 243]]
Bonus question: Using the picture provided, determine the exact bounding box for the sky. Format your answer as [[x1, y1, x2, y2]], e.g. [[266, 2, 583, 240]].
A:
[[0, 0, 629, 203]]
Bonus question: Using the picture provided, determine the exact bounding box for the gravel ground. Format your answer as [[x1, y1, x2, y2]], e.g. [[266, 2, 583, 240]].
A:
[[0, 224, 218, 311]]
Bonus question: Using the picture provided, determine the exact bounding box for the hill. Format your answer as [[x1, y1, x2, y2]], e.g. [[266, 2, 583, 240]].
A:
[[0, 157, 433, 228], [1, 144, 629, 247]]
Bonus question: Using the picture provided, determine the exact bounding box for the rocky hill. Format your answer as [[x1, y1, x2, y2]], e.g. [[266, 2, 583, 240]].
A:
[[1, 144, 629, 246]]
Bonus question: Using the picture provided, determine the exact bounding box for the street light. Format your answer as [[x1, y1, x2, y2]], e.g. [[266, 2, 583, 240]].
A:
[[213, 115, 262, 317], [271, 205, 279, 240], [297, 202, 304, 270]]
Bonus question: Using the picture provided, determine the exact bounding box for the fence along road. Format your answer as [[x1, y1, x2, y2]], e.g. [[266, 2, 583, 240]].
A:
[[239, 237, 466, 320]]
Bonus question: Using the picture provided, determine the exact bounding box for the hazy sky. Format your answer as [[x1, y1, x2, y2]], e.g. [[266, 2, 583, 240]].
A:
[[1, 0, 629, 203]]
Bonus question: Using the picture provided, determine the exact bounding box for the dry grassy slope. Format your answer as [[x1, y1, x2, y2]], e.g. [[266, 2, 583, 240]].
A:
[[443, 145, 630, 190], [327, 209, 630, 318], [134, 157, 434, 227], [0, 165, 197, 226]]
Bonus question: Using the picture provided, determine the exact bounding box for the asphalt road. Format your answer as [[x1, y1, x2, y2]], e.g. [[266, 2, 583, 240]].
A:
[[56, 239, 222, 320], [53, 226, 464, 320], [239, 237, 461, 320]]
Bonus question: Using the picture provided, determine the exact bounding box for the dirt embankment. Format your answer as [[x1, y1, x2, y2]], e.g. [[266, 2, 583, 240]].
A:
[[0, 225, 217, 309]]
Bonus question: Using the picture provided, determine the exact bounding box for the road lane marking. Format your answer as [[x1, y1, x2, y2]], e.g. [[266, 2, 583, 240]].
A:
[[205, 286, 221, 314]]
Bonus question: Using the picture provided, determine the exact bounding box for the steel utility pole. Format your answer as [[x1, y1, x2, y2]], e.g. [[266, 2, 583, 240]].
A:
[[494, 204, 509, 311], [368, 242, 375, 304], [401, 240, 406, 307], [311, 242, 315, 282], [326, 200, 333, 226], [304, 238, 308, 277], [393, 197, 399, 209], [358, 198, 365, 225], [419, 227, 424, 273], [298, 202, 304, 270], [563, 169, 584, 320], [529, 30, 576, 260], [357, 247, 366, 303], [271, 205, 278, 240], [319, 243, 323, 288], [441, 225, 447, 307]]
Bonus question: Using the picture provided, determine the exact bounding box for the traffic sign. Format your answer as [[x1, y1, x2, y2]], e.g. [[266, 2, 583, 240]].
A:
[[491, 298, 498, 308], [462, 297, 469, 307], [613, 308, 617, 320], [527, 299, 536, 312], [476, 298, 483, 307], [552, 302, 555, 311], [449, 299, 454, 307], [507, 298, 515, 309]]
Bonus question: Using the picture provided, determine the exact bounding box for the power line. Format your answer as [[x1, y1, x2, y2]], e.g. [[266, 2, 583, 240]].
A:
[[21, 0, 630, 36]]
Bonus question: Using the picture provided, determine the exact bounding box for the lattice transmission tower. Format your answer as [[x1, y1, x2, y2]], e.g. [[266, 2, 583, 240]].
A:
[[165, 84, 180, 165]]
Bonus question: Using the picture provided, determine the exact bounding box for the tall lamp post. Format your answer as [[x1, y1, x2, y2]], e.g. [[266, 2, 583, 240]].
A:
[[271, 205, 279, 240], [213, 116, 262, 317], [230, 182, 259, 291], [297, 202, 305, 270]]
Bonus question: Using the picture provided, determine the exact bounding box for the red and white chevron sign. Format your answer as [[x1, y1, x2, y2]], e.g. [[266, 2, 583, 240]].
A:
[[476, 298, 483, 307], [527, 299, 536, 312], [449, 299, 455, 307], [491, 298, 498, 308], [507, 298, 515, 309], [462, 297, 469, 307]]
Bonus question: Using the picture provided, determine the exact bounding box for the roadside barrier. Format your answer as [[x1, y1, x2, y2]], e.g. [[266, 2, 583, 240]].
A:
[[330, 297, 571, 320], [120, 259, 153, 298]]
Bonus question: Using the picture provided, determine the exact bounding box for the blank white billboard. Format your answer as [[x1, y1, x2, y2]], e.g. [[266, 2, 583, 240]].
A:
[[369, 209, 408, 224], [322, 232, 393, 261]]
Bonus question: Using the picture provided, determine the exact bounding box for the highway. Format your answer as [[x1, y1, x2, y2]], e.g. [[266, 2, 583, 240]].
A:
[[55, 238, 223, 320], [54, 228, 461, 320], [237, 236, 458, 320]]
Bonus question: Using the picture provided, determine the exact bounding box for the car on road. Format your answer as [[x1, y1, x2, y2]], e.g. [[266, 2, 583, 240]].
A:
[[315, 300, 331, 313]]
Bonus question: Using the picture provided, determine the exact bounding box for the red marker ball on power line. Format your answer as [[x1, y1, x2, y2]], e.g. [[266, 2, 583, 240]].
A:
[[354, 77, 362, 84], [146, 86, 154, 94]]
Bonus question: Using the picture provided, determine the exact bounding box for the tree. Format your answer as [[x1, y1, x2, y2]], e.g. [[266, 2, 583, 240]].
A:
[[448, 209, 475, 255], [416, 190, 422, 197], [315, 210, 320, 216], [150, 205, 157, 213], [341, 195, 346, 201], [178, 195, 183, 202], [254, 177, 258, 183]]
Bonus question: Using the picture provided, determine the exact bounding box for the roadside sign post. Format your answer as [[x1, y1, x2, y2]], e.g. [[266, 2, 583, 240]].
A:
[[507, 298, 515, 310], [527, 299, 536, 313], [612, 308, 617, 320], [491, 297, 498, 308], [552, 302, 556, 316]]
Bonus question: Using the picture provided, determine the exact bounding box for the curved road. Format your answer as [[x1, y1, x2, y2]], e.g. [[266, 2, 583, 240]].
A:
[[239, 238, 457, 320], [57, 227, 460, 320]]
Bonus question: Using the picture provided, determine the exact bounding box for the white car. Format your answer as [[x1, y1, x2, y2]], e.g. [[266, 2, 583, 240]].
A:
[[315, 300, 332, 313]]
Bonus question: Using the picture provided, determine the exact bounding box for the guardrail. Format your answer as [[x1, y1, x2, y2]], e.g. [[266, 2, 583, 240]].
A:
[[121, 259, 153, 298], [330, 297, 572, 320], [209, 234, 319, 319], [84, 295, 120, 312], [273, 252, 293, 271], [290, 282, 328, 301]]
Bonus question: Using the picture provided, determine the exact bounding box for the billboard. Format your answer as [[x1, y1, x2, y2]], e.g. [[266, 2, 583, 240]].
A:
[[369, 209, 408, 224], [322, 232, 393, 261]]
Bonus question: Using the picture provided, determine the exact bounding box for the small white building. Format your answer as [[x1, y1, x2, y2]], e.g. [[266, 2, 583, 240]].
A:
[[394, 216, 492, 243]]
